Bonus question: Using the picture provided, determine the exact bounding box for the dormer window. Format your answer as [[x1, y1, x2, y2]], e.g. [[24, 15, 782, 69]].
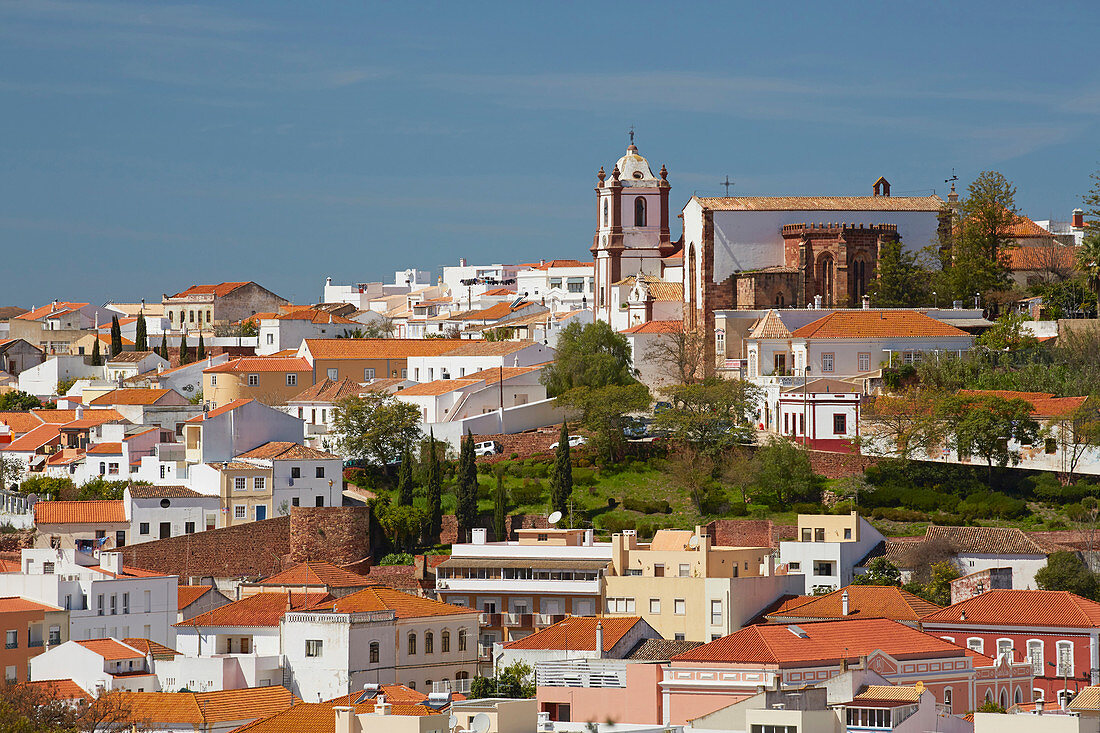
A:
[[632, 171, 644, 179]]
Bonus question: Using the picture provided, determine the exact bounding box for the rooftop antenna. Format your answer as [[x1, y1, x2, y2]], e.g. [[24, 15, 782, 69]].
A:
[[722, 176, 735, 196]]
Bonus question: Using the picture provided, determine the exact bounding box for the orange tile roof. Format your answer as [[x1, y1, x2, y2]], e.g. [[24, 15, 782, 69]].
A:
[[185, 398, 253, 422], [75, 639, 145, 660], [0, 596, 61, 613], [395, 379, 481, 396], [89, 333, 135, 346], [232, 695, 440, 733], [1006, 244, 1078, 271], [121, 638, 180, 660], [438, 340, 540, 357], [34, 500, 126, 525], [0, 411, 46, 434], [120, 686, 297, 726], [481, 287, 517, 296], [611, 275, 683, 302], [104, 350, 157, 363], [447, 302, 531, 322], [58, 409, 126, 427], [1, 423, 59, 451], [86, 442, 123, 455], [288, 377, 363, 403], [957, 390, 1087, 418], [695, 195, 944, 212], [749, 310, 793, 339], [259, 561, 372, 589], [920, 589, 1100, 628], [175, 591, 331, 628], [303, 338, 462, 360], [765, 585, 942, 622], [327, 585, 476, 619], [127, 485, 204, 499], [526, 259, 593, 270], [1007, 215, 1055, 238], [89, 388, 177, 406], [275, 309, 359, 325], [324, 685, 427, 705], [672, 618, 963, 666], [790, 310, 969, 339], [235, 442, 340, 461], [45, 448, 85, 466], [16, 302, 89, 321], [176, 585, 215, 609], [168, 281, 251, 299], [503, 616, 644, 652], [205, 356, 311, 374], [621, 320, 684, 334], [462, 366, 543, 383], [31, 409, 82, 424], [23, 679, 89, 699]]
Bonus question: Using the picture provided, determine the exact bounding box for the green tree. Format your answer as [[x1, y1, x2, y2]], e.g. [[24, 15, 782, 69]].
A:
[[667, 443, 717, 514], [0, 391, 42, 411], [941, 171, 1018, 301], [160, 332, 169, 361], [753, 438, 819, 506], [376, 502, 427, 552], [540, 321, 636, 397], [859, 389, 944, 460], [134, 313, 147, 351], [1078, 170, 1100, 314], [852, 557, 902, 587], [455, 433, 478, 543], [939, 393, 1040, 476], [396, 444, 414, 507], [1036, 551, 1100, 601], [19, 476, 75, 500], [904, 561, 961, 606], [425, 431, 443, 542], [493, 465, 508, 540], [332, 394, 422, 467], [89, 335, 102, 367], [655, 378, 762, 451], [178, 332, 190, 365], [0, 455, 24, 491], [109, 316, 123, 357], [469, 661, 536, 699], [869, 238, 929, 307], [558, 383, 651, 465], [196, 332, 206, 361], [975, 312, 1038, 351], [549, 422, 573, 516]]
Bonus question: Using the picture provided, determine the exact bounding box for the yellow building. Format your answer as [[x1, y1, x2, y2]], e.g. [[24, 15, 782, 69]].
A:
[[603, 528, 797, 642], [203, 356, 313, 408], [191, 460, 275, 526]]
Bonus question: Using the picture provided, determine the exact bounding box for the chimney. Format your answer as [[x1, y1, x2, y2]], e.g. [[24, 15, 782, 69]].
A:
[[374, 694, 391, 716], [76, 406, 83, 420], [813, 294, 822, 310], [100, 552, 123, 575], [1073, 208, 1085, 229], [861, 295, 870, 310], [471, 528, 487, 545], [841, 590, 849, 616], [595, 621, 604, 658], [459, 258, 467, 267], [540, 258, 546, 266]]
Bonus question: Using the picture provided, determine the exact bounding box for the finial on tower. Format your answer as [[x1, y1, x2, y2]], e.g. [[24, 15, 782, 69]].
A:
[[597, 166, 606, 183], [629, 125, 635, 145], [611, 165, 620, 182], [660, 164, 667, 181]]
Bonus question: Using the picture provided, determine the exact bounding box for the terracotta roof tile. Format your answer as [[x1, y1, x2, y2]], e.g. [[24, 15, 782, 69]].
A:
[[622, 320, 684, 334], [0, 596, 61, 613], [235, 442, 340, 461], [16, 302, 89, 321], [325, 684, 427, 705], [695, 195, 945, 212], [175, 591, 331, 628], [34, 500, 126, 524], [327, 586, 476, 619], [396, 379, 481, 396], [288, 378, 363, 403], [121, 686, 297, 726], [274, 309, 359, 325], [87, 442, 123, 455], [1, 423, 60, 451], [626, 638, 704, 660], [790, 310, 969, 339], [672, 618, 963, 666], [852, 685, 923, 704], [176, 585, 215, 609], [748, 311, 793, 339], [75, 639, 145, 660], [0, 411, 45, 434], [765, 585, 942, 623], [502, 616, 643, 652], [957, 390, 1087, 418], [126, 485, 204, 500], [921, 589, 1100, 627], [461, 366, 542, 383], [168, 282, 251, 299], [89, 389, 177, 406], [1069, 686, 1100, 712], [924, 525, 1064, 555], [121, 638, 180, 660], [259, 561, 372, 589], [105, 351, 158, 364], [447, 302, 533, 322], [439, 340, 540, 357], [205, 357, 311, 374], [525, 259, 593, 270], [22, 679, 89, 699], [1007, 215, 1055, 238], [185, 398, 253, 422], [303, 339, 462, 360]]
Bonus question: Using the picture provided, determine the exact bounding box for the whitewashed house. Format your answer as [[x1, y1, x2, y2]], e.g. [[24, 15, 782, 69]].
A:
[[125, 485, 220, 543], [234, 442, 344, 511], [405, 341, 554, 383], [31, 638, 163, 694]]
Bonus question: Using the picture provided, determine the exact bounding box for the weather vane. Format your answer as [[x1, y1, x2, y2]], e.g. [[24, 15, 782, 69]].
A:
[[722, 176, 734, 196], [945, 168, 958, 186]]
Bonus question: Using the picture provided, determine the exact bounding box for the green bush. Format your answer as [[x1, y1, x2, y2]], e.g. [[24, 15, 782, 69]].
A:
[[621, 497, 672, 515], [596, 513, 636, 534], [871, 507, 929, 522], [19, 475, 75, 500], [792, 502, 825, 515], [726, 502, 749, 517], [379, 553, 415, 565], [572, 468, 598, 486], [510, 480, 544, 506], [957, 491, 1029, 520]]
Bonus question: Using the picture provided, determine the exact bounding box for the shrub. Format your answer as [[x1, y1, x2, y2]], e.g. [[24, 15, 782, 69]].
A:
[[957, 491, 1029, 520], [379, 553, 415, 565], [621, 497, 672, 515], [572, 468, 598, 486], [510, 480, 544, 506], [871, 507, 929, 522], [596, 513, 636, 534], [725, 502, 749, 517], [792, 502, 825, 515]]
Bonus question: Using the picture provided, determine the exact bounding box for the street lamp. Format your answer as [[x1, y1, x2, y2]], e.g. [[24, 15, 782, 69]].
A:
[[802, 364, 811, 447], [932, 291, 938, 309], [974, 292, 981, 310]]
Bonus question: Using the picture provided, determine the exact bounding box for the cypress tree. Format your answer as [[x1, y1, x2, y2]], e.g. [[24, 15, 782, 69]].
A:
[[426, 430, 442, 542], [179, 332, 190, 365], [397, 444, 414, 507], [109, 316, 123, 357], [196, 332, 206, 361], [493, 465, 507, 541], [455, 432, 478, 543], [90, 335, 102, 367], [550, 421, 573, 517], [160, 332, 169, 361], [134, 313, 147, 351]]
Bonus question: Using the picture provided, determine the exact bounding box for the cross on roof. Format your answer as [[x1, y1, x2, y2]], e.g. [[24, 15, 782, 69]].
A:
[[723, 176, 734, 195]]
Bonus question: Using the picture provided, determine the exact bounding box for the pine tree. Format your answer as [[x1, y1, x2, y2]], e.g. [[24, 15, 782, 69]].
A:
[[869, 238, 929, 307], [179, 332, 190, 365], [455, 432, 478, 543], [426, 430, 442, 542], [550, 422, 573, 517], [396, 444, 414, 507], [493, 465, 507, 541], [134, 313, 147, 351], [196, 333, 206, 361], [160, 332, 169, 361], [90, 335, 102, 367], [109, 316, 123, 358]]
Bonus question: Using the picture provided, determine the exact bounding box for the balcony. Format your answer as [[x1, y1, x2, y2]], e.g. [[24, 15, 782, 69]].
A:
[[479, 612, 501, 627], [477, 644, 493, 662], [503, 613, 531, 627], [28, 639, 43, 648], [533, 613, 566, 627], [433, 678, 473, 695], [536, 659, 627, 689]]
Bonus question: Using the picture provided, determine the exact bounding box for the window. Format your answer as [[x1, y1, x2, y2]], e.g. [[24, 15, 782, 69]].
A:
[[209, 374, 217, 386], [997, 639, 1013, 661], [967, 638, 984, 654], [710, 599, 723, 626], [305, 639, 323, 657], [291, 467, 301, 479], [139, 523, 150, 535], [833, 414, 847, 434], [674, 633, 685, 641], [267, 334, 274, 345], [316, 467, 325, 478], [234, 477, 246, 491], [110, 595, 117, 615], [5, 630, 16, 649], [48, 626, 60, 645], [634, 196, 647, 227], [813, 561, 834, 576], [441, 631, 450, 653], [858, 352, 870, 372], [286, 374, 297, 387], [814, 527, 825, 542], [185, 522, 195, 534], [425, 632, 434, 654], [1057, 641, 1073, 676], [108, 463, 119, 475], [254, 477, 265, 490], [248, 374, 259, 387], [844, 528, 852, 539], [1046, 438, 1058, 454], [122, 593, 129, 614], [292, 498, 299, 507], [603, 198, 609, 227], [1028, 640, 1043, 675], [97, 595, 104, 616], [327, 368, 338, 380], [650, 598, 660, 614], [364, 368, 375, 380], [821, 353, 834, 372], [240, 637, 251, 654], [787, 562, 800, 571], [4, 665, 14, 682], [234, 505, 246, 519], [674, 599, 685, 615], [943, 688, 952, 708], [408, 633, 416, 655], [369, 642, 380, 663], [160, 465, 166, 479], [750, 725, 797, 733], [567, 278, 584, 293], [653, 564, 664, 577], [679, 564, 690, 577], [99, 462, 106, 476], [458, 629, 468, 652], [315, 496, 324, 507]]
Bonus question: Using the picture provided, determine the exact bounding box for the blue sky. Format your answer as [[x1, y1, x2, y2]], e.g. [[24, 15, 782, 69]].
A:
[[1, 1, 1097, 307]]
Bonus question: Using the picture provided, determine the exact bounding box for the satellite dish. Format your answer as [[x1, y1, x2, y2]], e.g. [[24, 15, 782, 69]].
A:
[[548, 511, 562, 526], [470, 713, 491, 733], [448, 714, 459, 731], [687, 536, 700, 549]]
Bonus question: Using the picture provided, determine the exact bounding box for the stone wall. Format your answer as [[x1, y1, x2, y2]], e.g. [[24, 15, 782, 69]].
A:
[[950, 566, 1013, 604], [807, 450, 878, 479], [288, 506, 370, 566]]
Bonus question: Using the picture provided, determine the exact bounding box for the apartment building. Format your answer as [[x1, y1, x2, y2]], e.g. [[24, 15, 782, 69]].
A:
[[779, 512, 885, 594], [0, 597, 67, 683], [203, 356, 313, 408], [297, 338, 461, 383]]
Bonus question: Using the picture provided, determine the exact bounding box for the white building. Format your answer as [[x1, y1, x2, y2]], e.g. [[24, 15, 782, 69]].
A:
[[182, 399, 305, 466], [31, 637, 163, 694], [441, 260, 523, 303], [395, 367, 547, 425], [103, 351, 170, 382], [773, 379, 862, 452], [257, 310, 366, 355], [233, 441, 344, 510], [19, 356, 102, 398], [405, 341, 554, 383], [778, 513, 885, 594], [125, 485, 220, 544], [515, 260, 595, 313]]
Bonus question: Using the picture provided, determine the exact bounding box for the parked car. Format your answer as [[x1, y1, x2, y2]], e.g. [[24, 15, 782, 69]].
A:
[[549, 435, 587, 450], [474, 440, 502, 457], [653, 401, 672, 415], [623, 417, 650, 440]]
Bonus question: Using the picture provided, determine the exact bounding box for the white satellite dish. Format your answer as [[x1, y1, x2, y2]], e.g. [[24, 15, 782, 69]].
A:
[[548, 511, 562, 526], [448, 714, 459, 731], [687, 535, 700, 549], [470, 713, 492, 733]]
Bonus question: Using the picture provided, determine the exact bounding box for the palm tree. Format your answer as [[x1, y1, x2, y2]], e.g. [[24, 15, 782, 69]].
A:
[[1079, 232, 1100, 318]]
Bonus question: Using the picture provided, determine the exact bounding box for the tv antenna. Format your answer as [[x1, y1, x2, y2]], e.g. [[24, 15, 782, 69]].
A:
[[722, 176, 735, 196]]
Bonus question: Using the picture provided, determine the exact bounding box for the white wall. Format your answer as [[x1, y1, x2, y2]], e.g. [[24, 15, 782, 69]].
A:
[[19, 357, 100, 397]]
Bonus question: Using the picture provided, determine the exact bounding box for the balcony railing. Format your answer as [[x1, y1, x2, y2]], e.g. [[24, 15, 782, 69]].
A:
[[477, 644, 493, 661], [433, 678, 473, 695], [479, 612, 500, 627], [533, 613, 566, 627], [28, 640, 43, 648], [5, 642, 17, 649], [536, 659, 627, 689]]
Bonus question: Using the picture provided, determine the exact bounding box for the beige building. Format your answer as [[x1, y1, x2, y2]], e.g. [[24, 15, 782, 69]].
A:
[[203, 356, 313, 408], [603, 527, 799, 642], [32, 500, 130, 549], [297, 339, 462, 383], [162, 281, 288, 328], [188, 460, 275, 526]]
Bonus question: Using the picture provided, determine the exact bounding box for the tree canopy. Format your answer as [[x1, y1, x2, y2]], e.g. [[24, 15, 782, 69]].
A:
[[0, 390, 42, 412], [1036, 551, 1100, 601], [869, 238, 929, 307], [654, 378, 762, 451], [332, 393, 422, 467], [541, 321, 636, 397], [557, 383, 650, 464]]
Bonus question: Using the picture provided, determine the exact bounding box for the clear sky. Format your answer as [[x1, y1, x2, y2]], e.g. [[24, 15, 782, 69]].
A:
[[1, 1, 1097, 307]]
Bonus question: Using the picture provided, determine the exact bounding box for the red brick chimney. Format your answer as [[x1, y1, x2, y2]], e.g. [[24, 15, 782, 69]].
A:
[[1073, 208, 1085, 228]]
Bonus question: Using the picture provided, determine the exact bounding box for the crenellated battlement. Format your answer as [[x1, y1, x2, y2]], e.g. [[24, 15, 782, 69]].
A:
[[781, 222, 899, 235]]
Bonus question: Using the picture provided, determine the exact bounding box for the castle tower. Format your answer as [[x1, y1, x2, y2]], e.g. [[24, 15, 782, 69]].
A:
[[591, 140, 673, 323]]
